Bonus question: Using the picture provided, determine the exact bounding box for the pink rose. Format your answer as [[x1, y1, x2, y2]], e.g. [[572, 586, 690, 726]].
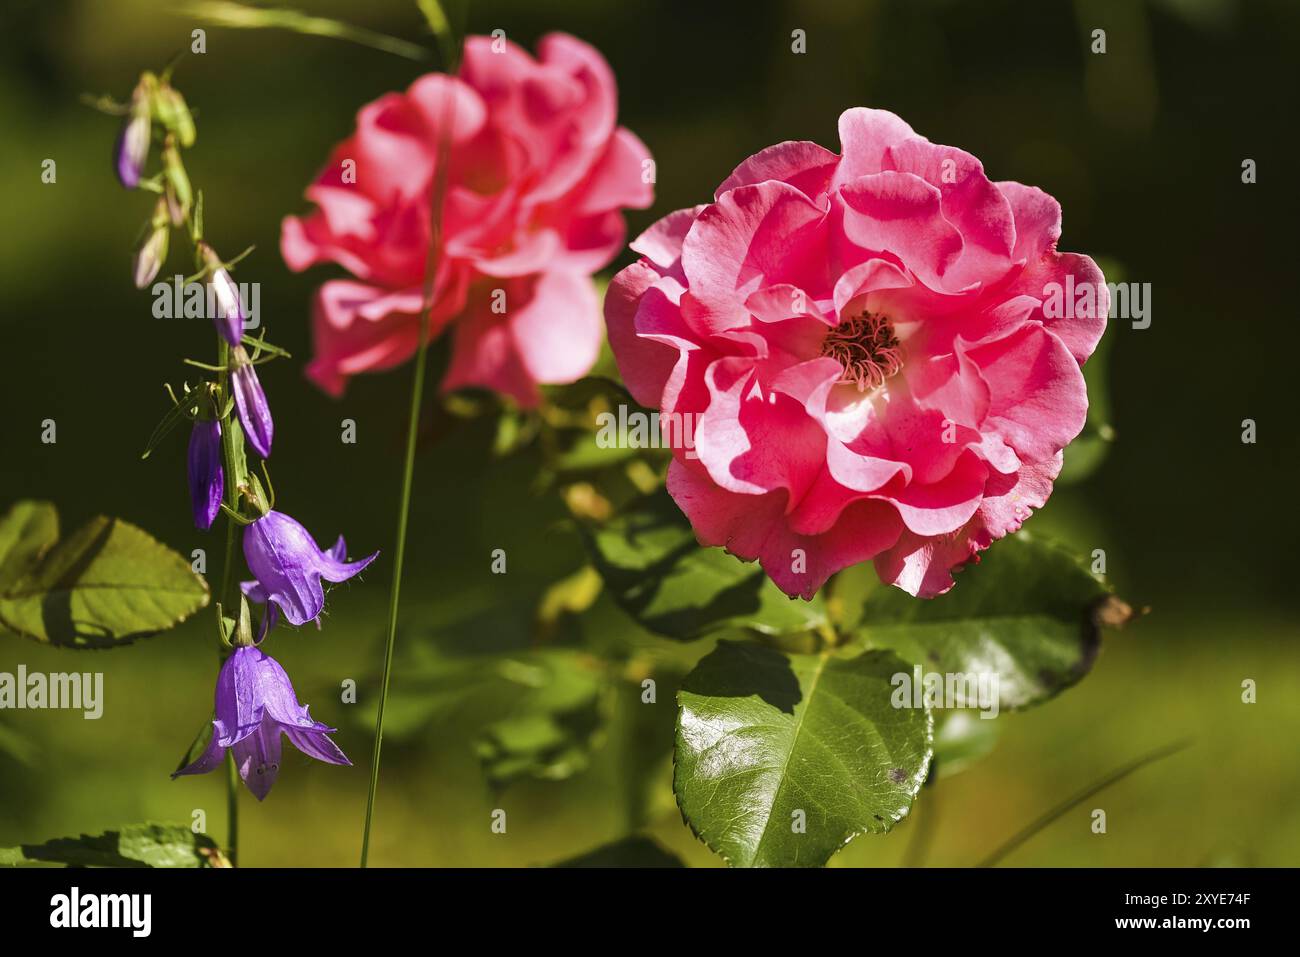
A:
[[605, 108, 1107, 599], [282, 33, 653, 405]]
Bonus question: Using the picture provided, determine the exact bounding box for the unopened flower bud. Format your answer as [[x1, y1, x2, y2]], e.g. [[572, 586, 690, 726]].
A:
[[153, 82, 196, 148], [230, 346, 273, 459], [132, 197, 171, 289], [114, 74, 155, 188], [187, 418, 224, 530], [199, 243, 245, 347], [161, 135, 193, 215], [164, 182, 186, 227]]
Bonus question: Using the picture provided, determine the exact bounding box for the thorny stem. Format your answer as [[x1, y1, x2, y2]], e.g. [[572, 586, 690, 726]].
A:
[[359, 25, 461, 867]]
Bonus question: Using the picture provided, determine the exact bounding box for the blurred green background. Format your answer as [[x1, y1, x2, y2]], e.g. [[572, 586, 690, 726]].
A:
[[1, 0, 1297, 867]]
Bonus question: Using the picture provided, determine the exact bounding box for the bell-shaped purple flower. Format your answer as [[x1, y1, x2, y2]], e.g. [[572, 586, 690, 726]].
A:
[[172, 645, 350, 800], [201, 244, 244, 347], [187, 419, 224, 530], [241, 535, 351, 640], [230, 347, 273, 459], [243, 512, 378, 627]]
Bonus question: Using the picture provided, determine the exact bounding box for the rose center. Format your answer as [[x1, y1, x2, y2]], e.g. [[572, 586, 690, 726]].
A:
[[820, 311, 903, 392]]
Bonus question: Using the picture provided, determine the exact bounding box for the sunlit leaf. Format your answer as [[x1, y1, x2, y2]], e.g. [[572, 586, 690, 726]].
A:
[[675, 641, 932, 867], [0, 823, 220, 868], [858, 533, 1129, 710], [0, 501, 209, 648], [583, 490, 827, 641]]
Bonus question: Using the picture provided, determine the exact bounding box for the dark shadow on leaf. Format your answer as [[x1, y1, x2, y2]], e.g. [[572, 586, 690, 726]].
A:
[[585, 490, 774, 640], [682, 640, 802, 714], [39, 518, 115, 648]]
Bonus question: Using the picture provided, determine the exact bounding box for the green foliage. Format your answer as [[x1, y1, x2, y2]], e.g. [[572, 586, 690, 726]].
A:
[[0, 501, 209, 648], [674, 641, 932, 867], [857, 533, 1124, 711], [0, 823, 220, 868], [1059, 255, 1122, 484], [360, 644, 608, 788], [583, 490, 828, 640], [554, 835, 684, 868]]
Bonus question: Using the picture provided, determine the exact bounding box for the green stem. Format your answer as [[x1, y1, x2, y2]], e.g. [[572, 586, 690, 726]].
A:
[[358, 80, 460, 873], [216, 336, 240, 866], [358, 0, 462, 870], [977, 739, 1191, 867], [358, 307, 429, 869]]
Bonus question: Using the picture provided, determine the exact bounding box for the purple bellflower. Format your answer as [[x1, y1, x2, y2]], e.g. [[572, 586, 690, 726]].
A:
[[187, 419, 224, 530], [241, 534, 353, 640], [173, 645, 350, 800], [230, 347, 273, 459], [243, 511, 378, 627]]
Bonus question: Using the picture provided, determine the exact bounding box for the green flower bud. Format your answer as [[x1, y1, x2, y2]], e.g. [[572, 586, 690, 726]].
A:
[[153, 83, 196, 148], [162, 135, 193, 218]]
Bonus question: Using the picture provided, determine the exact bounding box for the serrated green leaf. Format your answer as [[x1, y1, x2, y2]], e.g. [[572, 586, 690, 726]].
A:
[[583, 490, 827, 640], [0, 501, 58, 590], [0, 501, 209, 648], [674, 641, 932, 867], [0, 822, 219, 868], [858, 533, 1123, 710]]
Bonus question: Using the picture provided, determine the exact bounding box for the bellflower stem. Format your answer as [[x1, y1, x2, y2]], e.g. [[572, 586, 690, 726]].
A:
[[360, 17, 461, 866], [216, 335, 240, 866]]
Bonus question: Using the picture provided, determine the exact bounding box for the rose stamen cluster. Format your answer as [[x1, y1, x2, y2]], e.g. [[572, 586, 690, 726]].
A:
[[821, 311, 904, 392]]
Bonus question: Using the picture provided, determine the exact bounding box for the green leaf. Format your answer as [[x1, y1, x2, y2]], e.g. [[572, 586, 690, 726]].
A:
[[360, 646, 607, 788], [858, 533, 1128, 711], [583, 490, 827, 640], [0, 823, 220, 868], [0, 501, 209, 648], [473, 653, 606, 788], [674, 641, 932, 867], [0, 501, 58, 590], [554, 835, 684, 868], [932, 710, 1001, 779]]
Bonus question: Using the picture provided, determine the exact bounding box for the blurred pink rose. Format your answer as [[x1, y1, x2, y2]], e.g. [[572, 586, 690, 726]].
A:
[[282, 33, 653, 404], [606, 108, 1106, 599]]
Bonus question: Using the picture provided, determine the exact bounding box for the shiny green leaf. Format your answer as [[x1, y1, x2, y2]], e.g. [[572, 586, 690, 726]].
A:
[[858, 533, 1125, 710], [675, 641, 932, 867]]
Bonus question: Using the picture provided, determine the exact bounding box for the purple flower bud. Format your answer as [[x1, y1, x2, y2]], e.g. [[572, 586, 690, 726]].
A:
[[230, 347, 273, 459], [172, 645, 350, 801], [187, 419, 224, 530], [243, 512, 378, 627], [201, 244, 245, 347], [114, 84, 152, 189]]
